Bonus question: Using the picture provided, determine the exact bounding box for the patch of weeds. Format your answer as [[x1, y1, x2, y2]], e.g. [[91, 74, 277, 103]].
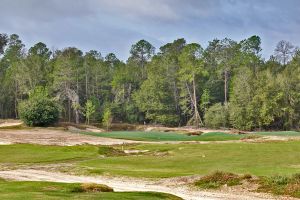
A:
[[87, 168, 105, 175], [241, 174, 252, 180], [186, 132, 202, 136], [241, 134, 262, 140], [98, 146, 126, 157], [195, 171, 242, 189], [71, 183, 113, 193], [258, 174, 300, 198]]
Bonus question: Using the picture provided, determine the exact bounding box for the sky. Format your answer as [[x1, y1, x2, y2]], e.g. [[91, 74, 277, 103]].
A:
[[1, 0, 300, 60]]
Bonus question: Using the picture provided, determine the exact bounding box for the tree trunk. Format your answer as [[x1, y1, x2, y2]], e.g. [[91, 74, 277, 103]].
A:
[[75, 109, 79, 124], [224, 70, 229, 104], [68, 99, 71, 122], [14, 81, 18, 118], [85, 62, 88, 99], [192, 75, 203, 127]]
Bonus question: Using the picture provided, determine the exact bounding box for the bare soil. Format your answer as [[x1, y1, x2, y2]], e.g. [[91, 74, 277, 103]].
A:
[[0, 128, 140, 146]]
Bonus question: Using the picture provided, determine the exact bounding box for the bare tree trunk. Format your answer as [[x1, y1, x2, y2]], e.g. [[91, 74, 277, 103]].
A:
[[85, 62, 88, 99], [224, 70, 229, 104], [192, 75, 203, 127], [75, 109, 79, 124], [66, 88, 80, 124], [14, 81, 18, 118], [68, 99, 71, 122]]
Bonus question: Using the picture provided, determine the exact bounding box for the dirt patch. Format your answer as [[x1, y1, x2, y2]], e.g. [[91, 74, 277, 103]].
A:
[[0, 120, 23, 128], [0, 128, 140, 146]]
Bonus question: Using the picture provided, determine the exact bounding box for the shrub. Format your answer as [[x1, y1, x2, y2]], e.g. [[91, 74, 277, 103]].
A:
[[204, 103, 229, 128], [98, 146, 125, 157], [195, 171, 242, 189], [19, 97, 60, 127], [258, 174, 300, 198], [71, 183, 113, 193], [102, 107, 113, 130]]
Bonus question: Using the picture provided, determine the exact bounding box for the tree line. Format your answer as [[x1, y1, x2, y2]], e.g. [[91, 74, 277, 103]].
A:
[[0, 33, 299, 130]]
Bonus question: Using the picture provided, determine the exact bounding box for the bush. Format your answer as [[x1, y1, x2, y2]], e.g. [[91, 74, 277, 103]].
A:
[[71, 183, 114, 193], [195, 171, 242, 189], [19, 98, 60, 127], [98, 146, 126, 157], [204, 103, 229, 128]]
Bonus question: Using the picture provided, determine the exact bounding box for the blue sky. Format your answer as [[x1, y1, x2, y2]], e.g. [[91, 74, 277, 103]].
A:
[[1, 0, 299, 60]]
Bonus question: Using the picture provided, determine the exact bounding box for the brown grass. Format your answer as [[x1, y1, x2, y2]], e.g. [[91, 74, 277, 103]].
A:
[[71, 183, 114, 193]]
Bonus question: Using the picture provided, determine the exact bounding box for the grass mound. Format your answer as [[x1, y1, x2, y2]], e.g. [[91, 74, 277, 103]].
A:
[[195, 171, 246, 189], [258, 174, 300, 198], [71, 183, 114, 193], [98, 146, 126, 157]]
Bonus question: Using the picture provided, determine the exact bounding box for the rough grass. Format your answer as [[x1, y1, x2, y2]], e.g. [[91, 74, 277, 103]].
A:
[[81, 131, 243, 141], [254, 131, 300, 136], [98, 146, 126, 157], [240, 134, 262, 140], [258, 174, 300, 198], [71, 183, 114, 193], [195, 171, 246, 189], [0, 180, 182, 200]]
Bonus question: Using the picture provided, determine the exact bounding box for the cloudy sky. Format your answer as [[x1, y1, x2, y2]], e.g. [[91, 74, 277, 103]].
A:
[[1, 0, 299, 60]]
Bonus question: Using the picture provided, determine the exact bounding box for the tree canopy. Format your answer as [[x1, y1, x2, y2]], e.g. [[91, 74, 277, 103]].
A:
[[0, 33, 299, 130]]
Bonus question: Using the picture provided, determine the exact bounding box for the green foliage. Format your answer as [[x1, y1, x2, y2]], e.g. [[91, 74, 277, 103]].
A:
[[200, 89, 210, 111], [18, 87, 60, 127], [84, 99, 96, 124], [204, 103, 229, 128], [134, 56, 179, 126], [0, 33, 299, 130], [102, 107, 113, 130]]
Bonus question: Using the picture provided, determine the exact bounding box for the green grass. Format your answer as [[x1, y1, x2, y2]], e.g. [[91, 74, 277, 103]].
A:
[[81, 131, 243, 141], [0, 144, 98, 164], [78, 141, 300, 178], [0, 180, 182, 200], [1, 142, 300, 179], [254, 131, 300, 136]]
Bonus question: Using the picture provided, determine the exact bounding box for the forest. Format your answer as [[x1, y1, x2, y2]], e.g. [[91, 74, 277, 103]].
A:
[[0, 33, 299, 131]]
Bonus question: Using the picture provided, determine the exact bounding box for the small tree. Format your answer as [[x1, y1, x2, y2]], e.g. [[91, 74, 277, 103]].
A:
[[84, 100, 96, 124], [102, 107, 112, 131], [200, 89, 211, 112], [204, 103, 229, 128]]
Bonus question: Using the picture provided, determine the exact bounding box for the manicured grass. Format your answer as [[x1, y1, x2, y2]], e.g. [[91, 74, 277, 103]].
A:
[[81, 131, 243, 141], [254, 131, 300, 136], [0, 144, 98, 164], [0, 180, 181, 200], [79, 141, 300, 178], [1, 142, 300, 179]]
